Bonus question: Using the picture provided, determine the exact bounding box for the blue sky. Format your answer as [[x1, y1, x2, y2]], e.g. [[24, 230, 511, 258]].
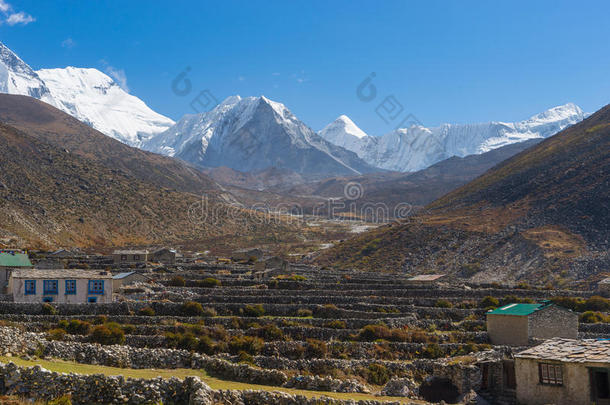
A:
[[1, 0, 609, 135]]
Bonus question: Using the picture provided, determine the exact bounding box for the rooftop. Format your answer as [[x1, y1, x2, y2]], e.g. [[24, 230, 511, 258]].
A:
[[112, 272, 136, 279], [112, 250, 149, 255], [487, 303, 546, 316], [407, 274, 445, 282], [11, 269, 112, 279], [0, 252, 32, 268], [516, 338, 610, 364]]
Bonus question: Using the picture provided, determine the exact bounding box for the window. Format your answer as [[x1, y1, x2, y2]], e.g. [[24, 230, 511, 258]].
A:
[[43, 280, 58, 295], [65, 280, 76, 295], [134, 255, 140, 261], [88, 279, 104, 294], [539, 363, 563, 386], [87, 297, 97, 303], [121, 255, 127, 261], [24, 280, 36, 295]]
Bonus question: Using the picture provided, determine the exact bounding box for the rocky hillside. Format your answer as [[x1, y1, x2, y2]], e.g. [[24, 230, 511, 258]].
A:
[[0, 96, 300, 249], [0, 94, 216, 194], [315, 105, 610, 286]]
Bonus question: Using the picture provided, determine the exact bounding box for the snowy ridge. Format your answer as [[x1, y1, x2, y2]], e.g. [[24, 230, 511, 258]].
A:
[[144, 95, 373, 176], [37, 67, 175, 146], [0, 41, 174, 146], [319, 104, 586, 172]]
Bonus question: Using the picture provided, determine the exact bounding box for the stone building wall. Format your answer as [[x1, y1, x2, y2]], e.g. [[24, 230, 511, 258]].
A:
[[487, 315, 529, 346], [528, 305, 578, 341]]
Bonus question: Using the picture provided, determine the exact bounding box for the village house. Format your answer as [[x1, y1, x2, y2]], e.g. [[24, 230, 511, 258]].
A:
[[112, 271, 151, 291], [406, 274, 445, 286], [0, 250, 33, 294], [515, 338, 610, 405], [231, 248, 264, 262], [598, 278, 610, 297], [111, 250, 149, 265], [151, 248, 180, 265], [487, 302, 578, 346], [9, 269, 113, 304]]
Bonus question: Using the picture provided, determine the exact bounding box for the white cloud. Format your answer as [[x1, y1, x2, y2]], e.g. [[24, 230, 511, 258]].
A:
[[6, 11, 34, 25], [103, 64, 129, 93], [61, 38, 76, 49], [0, 2, 35, 26]]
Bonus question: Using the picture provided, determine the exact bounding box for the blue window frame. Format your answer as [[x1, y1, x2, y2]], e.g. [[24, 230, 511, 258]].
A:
[[88, 280, 104, 294], [65, 280, 76, 295], [43, 280, 58, 295], [87, 297, 97, 303], [24, 280, 36, 295]]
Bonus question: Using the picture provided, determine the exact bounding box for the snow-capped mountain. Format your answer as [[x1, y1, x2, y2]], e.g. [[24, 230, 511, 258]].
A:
[[144, 95, 375, 177], [0, 41, 174, 146], [319, 104, 586, 172], [37, 67, 174, 146]]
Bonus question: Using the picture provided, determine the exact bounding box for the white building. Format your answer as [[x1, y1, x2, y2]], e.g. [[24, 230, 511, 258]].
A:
[[9, 269, 113, 304]]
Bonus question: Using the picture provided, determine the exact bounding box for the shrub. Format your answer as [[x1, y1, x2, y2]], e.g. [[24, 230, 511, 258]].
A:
[[255, 324, 284, 340], [580, 311, 609, 323], [365, 363, 390, 385], [181, 301, 204, 316], [48, 328, 67, 341], [90, 324, 125, 345], [41, 303, 57, 315], [296, 308, 313, 317], [198, 278, 221, 288], [305, 338, 327, 358], [197, 335, 216, 355], [435, 299, 452, 308], [48, 395, 72, 405], [202, 307, 217, 317], [228, 335, 264, 355], [138, 306, 155, 316], [583, 296, 610, 312], [243, 304, 265, 317], [357, 324, 392, 341], [423, 343, 444, 359], [479, 296, 499, 308], [177, 333, 199, 351], [66, 319, 92, 335], [315, 304, 340, 318], [93, 315, 107, 325], [324, 320, 347, 329], [237, 350, 255, 365], [168, 276, 186, 287]]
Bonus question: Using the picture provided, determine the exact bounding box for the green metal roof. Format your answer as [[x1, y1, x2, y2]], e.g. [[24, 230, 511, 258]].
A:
[[0, 252, 32, 267], [487, 303, 546, 316]]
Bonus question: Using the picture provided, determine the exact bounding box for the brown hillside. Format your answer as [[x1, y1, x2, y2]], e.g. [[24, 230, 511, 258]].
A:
[[0, 94, 217, 194], [315, 105, 610, 286]]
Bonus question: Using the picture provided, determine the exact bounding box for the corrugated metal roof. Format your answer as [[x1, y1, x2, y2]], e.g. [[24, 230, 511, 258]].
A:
[[487, 303, 545, 316], [407, 274, 445, 281], [0, 252, 32, 267], [113, 272, 136, 279]]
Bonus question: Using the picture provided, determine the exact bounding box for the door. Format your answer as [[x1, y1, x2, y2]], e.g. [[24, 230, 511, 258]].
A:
[[591, 369, 610, 405], [503, 360, 516, 389]]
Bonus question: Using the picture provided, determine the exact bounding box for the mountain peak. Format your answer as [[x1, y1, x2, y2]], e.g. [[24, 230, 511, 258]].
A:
[[526, 103, 585, 124], [319, 114, 369, 144]]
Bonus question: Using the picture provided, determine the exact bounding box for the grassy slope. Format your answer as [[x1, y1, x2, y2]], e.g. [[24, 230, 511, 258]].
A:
[[0, 356, 414, 404]]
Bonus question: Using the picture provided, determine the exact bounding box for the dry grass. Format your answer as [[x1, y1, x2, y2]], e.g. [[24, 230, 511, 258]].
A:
[[0, 356, 416, 404]]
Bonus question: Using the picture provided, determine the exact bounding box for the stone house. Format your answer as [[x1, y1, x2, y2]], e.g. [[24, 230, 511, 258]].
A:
[[487, 302, 578, 346], [0, 250, 33, 294], [515, 338, 610, 405], [9, 269, 112, 304], [111, 250, 149, 265], [112, 271, 151, 290], [151, 248, 180, 265], [231, 248, 263, 262], [598, 278, 610, 297]]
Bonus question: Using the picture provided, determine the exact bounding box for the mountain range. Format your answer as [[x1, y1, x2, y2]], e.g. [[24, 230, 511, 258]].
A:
[[0, 41, 174, 147], [315, 104, 609, 285], [319, 104, 586, 172], [0, 41, 588, 178]]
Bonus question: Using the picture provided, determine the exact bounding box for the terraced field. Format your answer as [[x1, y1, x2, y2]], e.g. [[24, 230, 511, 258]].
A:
[[1, 264, 607, 404]]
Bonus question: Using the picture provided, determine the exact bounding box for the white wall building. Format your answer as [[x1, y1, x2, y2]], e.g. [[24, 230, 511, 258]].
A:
[[9, 269, 113, 304]]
